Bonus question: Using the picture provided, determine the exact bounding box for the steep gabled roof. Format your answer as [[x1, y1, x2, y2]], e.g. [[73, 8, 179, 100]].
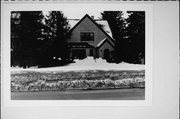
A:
[[68, 14, 115, 43], [95, 20, 113, 38], [68, 19, 113, 38]]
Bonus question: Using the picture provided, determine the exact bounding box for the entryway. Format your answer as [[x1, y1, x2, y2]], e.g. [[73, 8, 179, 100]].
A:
[[104, 49, 110, 61]]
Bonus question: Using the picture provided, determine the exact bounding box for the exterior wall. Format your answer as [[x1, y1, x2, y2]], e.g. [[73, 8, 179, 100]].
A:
[[67, 17, 114, 47], [98, 41, 114, 59]]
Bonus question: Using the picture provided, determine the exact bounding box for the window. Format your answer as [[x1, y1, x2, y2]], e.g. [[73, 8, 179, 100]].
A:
[[80, 32, 94, 41]]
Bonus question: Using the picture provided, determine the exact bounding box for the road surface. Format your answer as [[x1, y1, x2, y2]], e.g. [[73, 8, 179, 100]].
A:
[[11, 88, 145, 100]]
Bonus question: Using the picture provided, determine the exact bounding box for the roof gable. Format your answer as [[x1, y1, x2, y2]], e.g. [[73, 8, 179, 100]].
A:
[[68, 14, 115, 43]]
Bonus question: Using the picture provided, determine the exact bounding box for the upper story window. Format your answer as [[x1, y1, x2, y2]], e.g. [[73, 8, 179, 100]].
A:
[[80, 32, 94, 41]]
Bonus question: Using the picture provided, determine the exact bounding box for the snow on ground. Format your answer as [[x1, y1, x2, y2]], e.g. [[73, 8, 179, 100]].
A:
[[11, 57, 145, 73]]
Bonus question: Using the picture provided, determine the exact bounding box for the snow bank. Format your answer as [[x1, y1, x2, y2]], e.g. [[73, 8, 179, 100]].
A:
[[11, 57, 145, 73]]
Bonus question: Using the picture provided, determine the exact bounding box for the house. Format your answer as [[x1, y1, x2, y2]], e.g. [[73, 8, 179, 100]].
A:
[[67, 14, 115, 61]]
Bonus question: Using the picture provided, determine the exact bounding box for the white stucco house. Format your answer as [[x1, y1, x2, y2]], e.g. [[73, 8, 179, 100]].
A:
[[67, 14, 115, 61]]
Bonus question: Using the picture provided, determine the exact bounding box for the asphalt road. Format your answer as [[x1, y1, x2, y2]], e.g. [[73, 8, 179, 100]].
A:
[[11, 88, 145, 100]]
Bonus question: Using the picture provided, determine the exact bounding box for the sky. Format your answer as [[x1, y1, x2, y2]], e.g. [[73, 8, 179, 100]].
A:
[[43, 10, 129, 19]]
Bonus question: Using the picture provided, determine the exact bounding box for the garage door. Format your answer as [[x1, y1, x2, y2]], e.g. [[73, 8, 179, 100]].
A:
[[72, 49, 86, 59]]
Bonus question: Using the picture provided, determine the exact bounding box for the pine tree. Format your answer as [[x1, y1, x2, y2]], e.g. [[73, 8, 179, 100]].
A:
[[126, 11, 145, 64], [11, 11, 21, 66], [101, 11, 126, 63], [11, 11, 45, 68], [101, 11, 145, 64], [43, 11, 71, 66]]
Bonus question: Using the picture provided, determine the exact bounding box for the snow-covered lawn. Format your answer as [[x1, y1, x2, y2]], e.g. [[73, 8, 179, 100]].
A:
[[11, 57, 145, 92], [11, 70, 145, 92], [11, 57, 145, 73]]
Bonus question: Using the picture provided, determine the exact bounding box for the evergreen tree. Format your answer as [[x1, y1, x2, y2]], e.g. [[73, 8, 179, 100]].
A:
[[101, 11, 145, 64], [11, 11, 21, 66], [11, 11, 45, 68], [101, 11, 126, 63], [126, 11, 145, 64], [43, 11, 71, 66], [11, 11, 71, 68]]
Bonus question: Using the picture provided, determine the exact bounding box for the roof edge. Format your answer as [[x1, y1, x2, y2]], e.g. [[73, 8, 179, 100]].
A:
[[68, 14, 89, 33], [96, 38, 115, 49]]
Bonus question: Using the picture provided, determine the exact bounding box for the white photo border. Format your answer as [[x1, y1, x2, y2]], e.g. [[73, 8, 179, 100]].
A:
[[1, 2, 153, 107]]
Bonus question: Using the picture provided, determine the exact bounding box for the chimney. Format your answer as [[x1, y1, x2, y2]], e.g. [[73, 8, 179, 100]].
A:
[[91, 16, 94, 19]]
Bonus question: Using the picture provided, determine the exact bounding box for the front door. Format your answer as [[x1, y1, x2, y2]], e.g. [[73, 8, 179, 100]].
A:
[[104, 49, 110, 61], [90, 49, 93, 56]]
